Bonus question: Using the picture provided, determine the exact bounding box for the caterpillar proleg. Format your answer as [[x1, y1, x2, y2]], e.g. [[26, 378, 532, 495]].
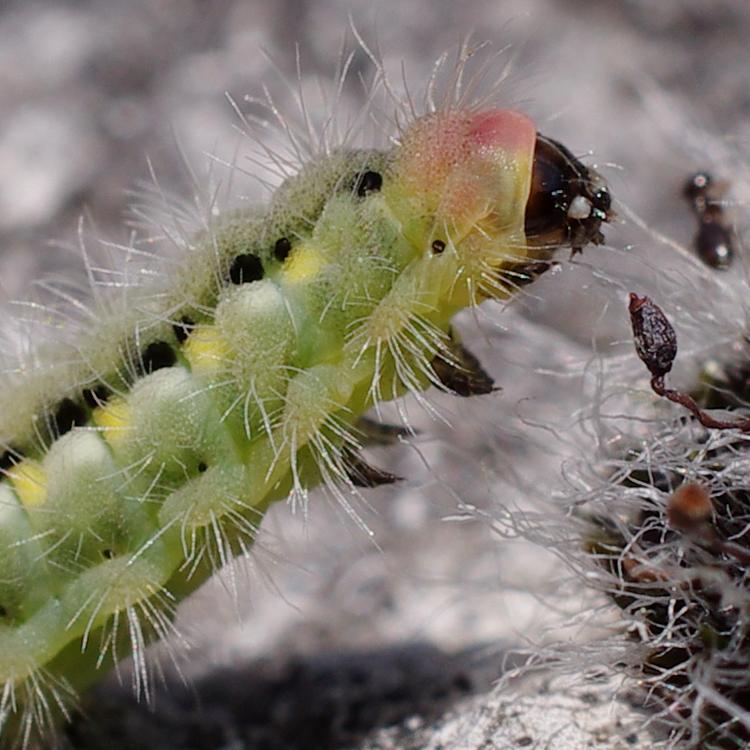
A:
[[0, 42, 612, 746]]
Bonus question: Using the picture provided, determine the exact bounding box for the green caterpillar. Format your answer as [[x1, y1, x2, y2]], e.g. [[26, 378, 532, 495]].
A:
[[0, 58, 612, 746]]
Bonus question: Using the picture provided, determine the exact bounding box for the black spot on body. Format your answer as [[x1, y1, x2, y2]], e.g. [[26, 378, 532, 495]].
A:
[[82, 384, 110, 408], [355, 170, 382, 197], [197, 461, 207, 473], [139, 341, 176, 375], [431, 239, 446, 255], [229, 253, 264, 285], [172, 316, 195, 343], [54, 398, 87, 436], [274, 237, 291, 262]]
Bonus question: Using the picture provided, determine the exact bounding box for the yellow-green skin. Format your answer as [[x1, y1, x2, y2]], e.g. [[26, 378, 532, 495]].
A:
[[0, 108, 537, 742]]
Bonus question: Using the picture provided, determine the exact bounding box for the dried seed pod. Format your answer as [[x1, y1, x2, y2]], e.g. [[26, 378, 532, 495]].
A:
[[628, 293, 677, 378]]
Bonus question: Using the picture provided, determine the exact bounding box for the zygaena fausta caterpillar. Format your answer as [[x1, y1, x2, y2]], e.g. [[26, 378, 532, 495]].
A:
[[0, 45, 612, 746]]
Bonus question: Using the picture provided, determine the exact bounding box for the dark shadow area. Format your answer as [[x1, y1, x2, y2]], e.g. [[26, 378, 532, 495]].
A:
[[64, 641, 515, 750]]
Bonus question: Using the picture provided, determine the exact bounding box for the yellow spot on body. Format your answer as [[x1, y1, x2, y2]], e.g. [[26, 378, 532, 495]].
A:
[[92, 397, 131, 448], [183, 325, 233, 375], [9, 460, 47, 507], [284, 244, 322, 282]]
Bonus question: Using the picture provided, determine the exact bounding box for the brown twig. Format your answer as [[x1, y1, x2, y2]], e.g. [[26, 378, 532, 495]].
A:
[[650, 375, 750, 432]]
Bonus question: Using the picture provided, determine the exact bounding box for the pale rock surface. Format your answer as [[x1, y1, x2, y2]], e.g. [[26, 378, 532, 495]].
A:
[[0, 1, 746, 748]]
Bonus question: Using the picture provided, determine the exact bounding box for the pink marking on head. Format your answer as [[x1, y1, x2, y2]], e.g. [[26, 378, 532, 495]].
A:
[[390, 108, 538, 237], [394, 109, 537, 189], [468, 109, 537, 156]]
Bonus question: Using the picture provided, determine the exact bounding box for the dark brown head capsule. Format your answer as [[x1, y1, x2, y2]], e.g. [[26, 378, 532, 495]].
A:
[[682, 171, 735, 269], [524, 135, 614, 254]]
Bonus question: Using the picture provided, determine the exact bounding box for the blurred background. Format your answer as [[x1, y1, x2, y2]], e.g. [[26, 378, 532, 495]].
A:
[[1, 1, 748, 748]]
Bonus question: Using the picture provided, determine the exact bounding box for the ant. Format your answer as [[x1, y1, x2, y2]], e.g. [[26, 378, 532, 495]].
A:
[[683, 171, 736, 269]]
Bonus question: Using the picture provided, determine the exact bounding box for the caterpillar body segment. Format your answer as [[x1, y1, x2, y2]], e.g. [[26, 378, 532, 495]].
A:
[[0, 96, 612, 744]]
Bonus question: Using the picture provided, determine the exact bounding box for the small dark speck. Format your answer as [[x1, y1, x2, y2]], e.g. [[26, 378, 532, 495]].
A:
[[432, 239, 446, 255], [515, 737, 533, 747]]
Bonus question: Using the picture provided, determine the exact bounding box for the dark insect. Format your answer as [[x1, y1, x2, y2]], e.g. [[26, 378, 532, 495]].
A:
[[683, 171, 735, 269], [525, 135, 615, 254]]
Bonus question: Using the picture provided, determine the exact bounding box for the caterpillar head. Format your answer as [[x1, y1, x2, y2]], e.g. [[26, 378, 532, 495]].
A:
[[525, 134, 613, 254], [384, 108, 613, 305]]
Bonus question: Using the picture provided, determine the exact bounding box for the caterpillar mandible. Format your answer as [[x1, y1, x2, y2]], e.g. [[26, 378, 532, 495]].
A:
[[0, 43, 613, 746]]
